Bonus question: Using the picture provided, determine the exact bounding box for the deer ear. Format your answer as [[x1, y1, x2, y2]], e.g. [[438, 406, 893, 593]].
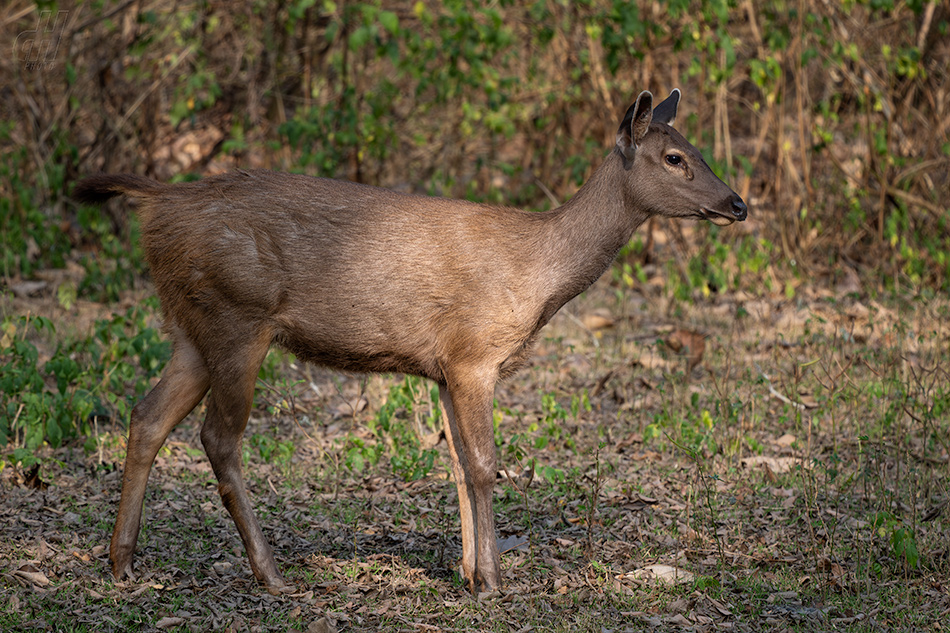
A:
[[616, 91, 653, 160], [652, 89, 681, 126]]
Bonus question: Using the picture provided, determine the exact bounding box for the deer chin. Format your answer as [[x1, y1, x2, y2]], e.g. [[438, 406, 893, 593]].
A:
[[700, 208, 737, 226]]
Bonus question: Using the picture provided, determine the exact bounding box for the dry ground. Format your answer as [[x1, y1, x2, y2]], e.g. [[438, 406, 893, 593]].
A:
[[2, 272, 950, 632]]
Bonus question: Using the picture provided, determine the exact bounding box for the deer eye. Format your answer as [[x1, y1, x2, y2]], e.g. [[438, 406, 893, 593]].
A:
[[666, 154, 683, 166]]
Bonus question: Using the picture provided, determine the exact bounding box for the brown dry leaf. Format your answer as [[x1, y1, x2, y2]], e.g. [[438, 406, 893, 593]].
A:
[[836, 267, 862, 295], [498, 466, 533, 491], [155, 617, 185, 629], [668, 597, 690, 613], [589, 369, 614, 397], [775, 433, 796, 447], [307, 618, 337, 633], [627, 493, 658, 507], [665, 329, 706, 372], [581, 310, 615, 330], [741, 456, 800, 474], [153, 127, 225, 176], [10, 463, 49, 490], [796, 390, 819, 409], [420, 429, 443, 450], [624, 565, 695, 585], [9, 280, 48, 298], [706, 595, 733, 616], [615, 431, 643, 451], [14, 565, 50, 587], [332, 396, 368, 419], [666, 613, 693, 626], [635, 349, 675, 371], [818, 558, 846, 579]]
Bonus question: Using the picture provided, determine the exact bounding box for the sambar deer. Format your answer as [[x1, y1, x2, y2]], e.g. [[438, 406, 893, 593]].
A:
[[74, 89, 746, 594]]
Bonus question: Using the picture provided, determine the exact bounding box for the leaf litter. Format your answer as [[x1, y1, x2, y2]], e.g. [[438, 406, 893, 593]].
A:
[[2, 279, 950, 631]]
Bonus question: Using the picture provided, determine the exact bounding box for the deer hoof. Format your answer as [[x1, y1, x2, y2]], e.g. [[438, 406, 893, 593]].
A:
[[265, 577, 296, 596]]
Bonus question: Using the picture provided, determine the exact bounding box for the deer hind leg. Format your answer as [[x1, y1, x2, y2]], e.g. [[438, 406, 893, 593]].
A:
[[111, 326, 211, 580], [439, 367, 501, 593], [199, 329, 291, 593]]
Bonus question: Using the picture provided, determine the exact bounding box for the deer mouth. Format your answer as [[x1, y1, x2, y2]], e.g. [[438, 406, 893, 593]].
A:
[[699, 208, 739, 226]]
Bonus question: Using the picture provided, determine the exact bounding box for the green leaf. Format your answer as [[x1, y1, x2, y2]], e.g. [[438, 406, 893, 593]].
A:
[[349, 25, 371, 50], [379, 10, 399, 35], [57, 281, 77, 311]]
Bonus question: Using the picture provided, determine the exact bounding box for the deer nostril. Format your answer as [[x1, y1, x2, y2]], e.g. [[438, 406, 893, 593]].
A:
[[732, 198, 748, 220]]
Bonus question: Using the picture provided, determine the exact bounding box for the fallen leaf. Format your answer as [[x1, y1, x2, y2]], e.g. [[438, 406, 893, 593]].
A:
[[767, 590, 800, 603], [666, 613, 693, 625], [624, 565, 694, 585], [10, 280, 48, 298], [741, 456, 800, 474], [14, 565, 50, 587], [212, 561, 233, 575], [836, 268, 862, 296], [775, 433, 796, 447], [332, 396, 368, 419], [706, 595, 732, 616], [478, 589, 501, 600], [665, 329, 706, 373], [307, 618, 337, 633], [498, 465, 533, 490], [581, 310, 615, 330], [13, 463, 49, 490], [668, 598, 690, 613], [497, 534, 529, 554], [155, 617, 185, 629], [420, 429, 443, 449], [589, 369, 614, 397], [615, 432, 643, 451]]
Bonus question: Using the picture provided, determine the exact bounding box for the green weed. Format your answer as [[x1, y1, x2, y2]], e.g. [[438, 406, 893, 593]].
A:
[[0, 302, 169, 467]]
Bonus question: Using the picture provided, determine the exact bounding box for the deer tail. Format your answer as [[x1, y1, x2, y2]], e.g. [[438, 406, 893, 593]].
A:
[[73, 174, 166, 205]]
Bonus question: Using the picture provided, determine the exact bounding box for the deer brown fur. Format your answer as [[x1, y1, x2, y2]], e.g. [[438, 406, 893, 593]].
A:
[[73, 89, 746, 594]]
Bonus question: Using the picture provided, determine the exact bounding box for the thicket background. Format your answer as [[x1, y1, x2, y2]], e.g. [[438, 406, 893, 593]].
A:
[[3, 0, 949, 455], [2, 1, 950, 631], [4, 0, 949, 287]]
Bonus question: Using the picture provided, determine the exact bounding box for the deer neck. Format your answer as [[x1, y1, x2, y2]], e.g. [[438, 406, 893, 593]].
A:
[[533, 151, 648, 320]]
